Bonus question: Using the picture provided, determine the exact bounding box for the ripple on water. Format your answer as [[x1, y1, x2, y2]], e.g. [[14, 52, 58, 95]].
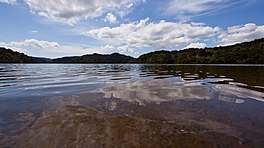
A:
[[0, 64, 264, 147]]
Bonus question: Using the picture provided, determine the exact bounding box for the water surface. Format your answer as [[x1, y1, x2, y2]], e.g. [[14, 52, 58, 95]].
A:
[[0, 64, 264, 147]]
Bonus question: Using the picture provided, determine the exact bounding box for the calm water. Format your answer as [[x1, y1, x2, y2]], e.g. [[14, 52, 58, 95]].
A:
[[0, 64, 264, 147]]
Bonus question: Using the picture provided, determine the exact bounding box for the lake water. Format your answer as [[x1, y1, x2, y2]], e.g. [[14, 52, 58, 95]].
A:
[[0, 64, 264, 147]]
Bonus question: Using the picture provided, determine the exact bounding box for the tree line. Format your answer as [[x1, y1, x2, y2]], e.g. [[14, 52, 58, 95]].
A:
[[1, 38, 264, 64], [132, 38, 264, 64]]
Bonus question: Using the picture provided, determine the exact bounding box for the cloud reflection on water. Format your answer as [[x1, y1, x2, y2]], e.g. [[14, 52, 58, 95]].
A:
[[98, 79, 264, 106]]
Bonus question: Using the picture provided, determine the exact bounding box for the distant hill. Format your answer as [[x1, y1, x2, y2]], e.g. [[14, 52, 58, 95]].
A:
[[0, 47, 35, 63], [1, 38, 264, 64], [0, 47, 134, 64], [132, 38, 264, 64], [32, 57, 53, 63], [53, 53, 135, 63]]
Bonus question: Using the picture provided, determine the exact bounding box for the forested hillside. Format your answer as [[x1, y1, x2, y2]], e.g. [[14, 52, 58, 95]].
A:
[[1, 38, 264, 64], [133, 38, 264, 64], [0, 47, 34, 63], [53, 53, 134, 63]]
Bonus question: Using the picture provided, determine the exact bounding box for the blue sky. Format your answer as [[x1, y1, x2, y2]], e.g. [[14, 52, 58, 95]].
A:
[[0, 0, 264, 58]]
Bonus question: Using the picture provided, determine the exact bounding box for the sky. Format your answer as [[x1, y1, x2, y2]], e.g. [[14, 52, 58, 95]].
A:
[[0, 0, 264, 58]]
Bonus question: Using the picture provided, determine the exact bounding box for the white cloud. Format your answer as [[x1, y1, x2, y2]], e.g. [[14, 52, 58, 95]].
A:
[[0, 0, 16, 4], [0, 39, 116, 58], [185, 42, 207, 49], [10, 39, 60, 49], [104, 13, 117, 24], [1, 22, 263, 58], [24, 0, 141, 24], [86, 19, 264, 52], [117, 45, 135, 52], [166, 0, 245, 19], [0, 42, 28, 53], [219, 23, 264, 46], [30, 30, 38, 33], [87, 18, 220, 51]]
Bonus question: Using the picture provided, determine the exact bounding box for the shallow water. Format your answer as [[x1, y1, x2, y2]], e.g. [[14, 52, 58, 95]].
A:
[[0, 64, 264, 147]]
